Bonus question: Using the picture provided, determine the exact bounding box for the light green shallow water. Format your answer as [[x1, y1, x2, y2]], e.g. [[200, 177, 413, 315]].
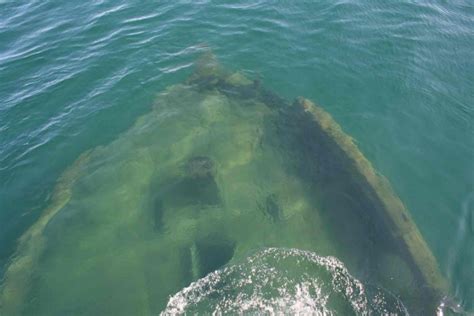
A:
[[0, 1, 472, 315], [0, 59, 447, 314]]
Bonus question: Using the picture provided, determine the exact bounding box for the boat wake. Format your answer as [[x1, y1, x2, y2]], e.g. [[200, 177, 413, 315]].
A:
[[162, 248, 406, 315]]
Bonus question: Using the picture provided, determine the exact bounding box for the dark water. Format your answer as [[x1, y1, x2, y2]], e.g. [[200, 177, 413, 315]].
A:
[[0, 1, 472, 314]]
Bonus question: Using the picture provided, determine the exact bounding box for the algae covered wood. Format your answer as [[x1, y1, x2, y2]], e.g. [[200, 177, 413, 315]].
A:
[[295, 97, 446, 296], [0, 54, 449, 315], [0, 151, 92, 316]]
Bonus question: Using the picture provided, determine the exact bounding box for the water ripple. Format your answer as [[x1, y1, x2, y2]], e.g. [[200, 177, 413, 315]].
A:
[[0, 0, 472, 312]]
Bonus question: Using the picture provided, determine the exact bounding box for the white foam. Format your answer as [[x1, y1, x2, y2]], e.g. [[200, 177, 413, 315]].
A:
[[162, 248, 402, 315]]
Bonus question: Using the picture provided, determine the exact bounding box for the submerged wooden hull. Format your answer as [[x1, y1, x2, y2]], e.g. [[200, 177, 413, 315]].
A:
[[1, 55, 446, 315], [296, 97, 446, 312], [187, 53, 447, 313]]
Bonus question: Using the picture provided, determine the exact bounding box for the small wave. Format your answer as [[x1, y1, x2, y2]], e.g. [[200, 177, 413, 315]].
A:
[[162, 248, 405, 315]]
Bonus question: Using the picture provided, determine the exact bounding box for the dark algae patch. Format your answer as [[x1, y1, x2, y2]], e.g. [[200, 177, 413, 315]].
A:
[[152, 198, 164, 232], [259, 193, 282, 223], [185, 156, 215, 178], [0, 54, 447, 315]]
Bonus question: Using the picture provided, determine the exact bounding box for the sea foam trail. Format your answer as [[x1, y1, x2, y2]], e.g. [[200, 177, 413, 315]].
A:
[[162, 248, 406, 315]]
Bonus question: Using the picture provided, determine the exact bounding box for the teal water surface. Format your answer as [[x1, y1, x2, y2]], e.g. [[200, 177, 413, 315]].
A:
[[0, 1, 472, 314]]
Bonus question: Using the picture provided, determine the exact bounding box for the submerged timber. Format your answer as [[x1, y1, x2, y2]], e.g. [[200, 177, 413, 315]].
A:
[[1, 54, 446, 315]]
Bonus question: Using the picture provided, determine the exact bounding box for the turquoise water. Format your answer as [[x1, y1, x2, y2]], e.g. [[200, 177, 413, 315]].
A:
[[0, 1, 472, 314]]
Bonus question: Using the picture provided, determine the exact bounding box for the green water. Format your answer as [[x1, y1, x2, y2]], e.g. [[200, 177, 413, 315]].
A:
[[0, 1, 472, 314], [0, 59, 431, 314]]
